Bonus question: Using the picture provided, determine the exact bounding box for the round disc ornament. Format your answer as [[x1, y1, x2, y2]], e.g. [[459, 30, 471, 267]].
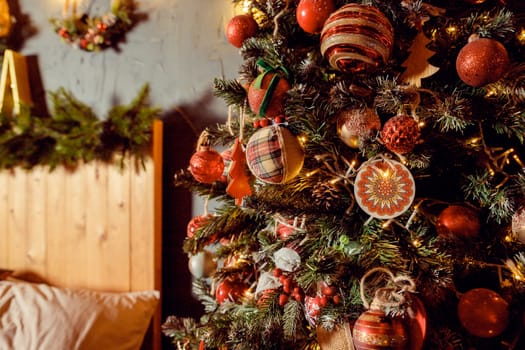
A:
[[354, 159, 415, 219], [320, 4, 394, 73]]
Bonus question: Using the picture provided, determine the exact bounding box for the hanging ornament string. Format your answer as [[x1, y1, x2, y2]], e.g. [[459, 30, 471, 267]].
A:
[[51, 0, 137, 52], [226, 101, 246, 140], [359, 267, 416, 312], [273, 0, 290, 38]]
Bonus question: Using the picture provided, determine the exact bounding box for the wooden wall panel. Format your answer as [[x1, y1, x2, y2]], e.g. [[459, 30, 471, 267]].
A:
[[45, 166, 68, 286], [85, 161, 110, 290], [7, 169, 28, 271], [0, 170, 9, 268], [26, 167, 47, 277], [0, 158, 157, 293]]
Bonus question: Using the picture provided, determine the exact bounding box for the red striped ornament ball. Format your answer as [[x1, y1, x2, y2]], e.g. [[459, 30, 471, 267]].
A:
[[320, 4, 394, 73], [353, 309, 408, 350]]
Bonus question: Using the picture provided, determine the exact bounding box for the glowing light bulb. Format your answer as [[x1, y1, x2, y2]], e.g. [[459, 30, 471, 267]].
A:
[[446, 26, 457, 36], [518, 28, 525, 45]]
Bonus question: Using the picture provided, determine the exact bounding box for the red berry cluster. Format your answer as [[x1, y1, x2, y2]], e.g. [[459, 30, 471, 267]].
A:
[[273, 268, 304, 306], [253, 115, 286, 129], [318, 281, 342, 306]]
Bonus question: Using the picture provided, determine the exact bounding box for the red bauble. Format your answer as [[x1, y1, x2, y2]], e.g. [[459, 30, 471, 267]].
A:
[[189, 147, 225, 184], [457, 288, 509, 338], [296, 0, 335, 34], [436, 205, 480, 239], [456, 37, 510, 87], [248, 73, 290, 118], [225, 14, 258, 48], [402, 295, 427, 350], [215, 279, 249, 304], [304, 295, 323, 326], [320, 4, 394, 73], [353, 309, 408, 350], [276, 222, 295, 240], [186, 214, 212, 238], [380, 114, 420, 154]]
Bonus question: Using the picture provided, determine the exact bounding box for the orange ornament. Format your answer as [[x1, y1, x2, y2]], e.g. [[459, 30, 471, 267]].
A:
[[248, 72, 290, 118], [226, 138, 252, 204]]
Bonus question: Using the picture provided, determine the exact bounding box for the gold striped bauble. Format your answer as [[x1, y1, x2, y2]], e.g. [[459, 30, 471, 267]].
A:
[[320, 4, 394, 73]]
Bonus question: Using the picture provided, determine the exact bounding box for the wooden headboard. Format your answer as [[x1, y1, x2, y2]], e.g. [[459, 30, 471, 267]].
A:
[[0, 120, 164, 349]]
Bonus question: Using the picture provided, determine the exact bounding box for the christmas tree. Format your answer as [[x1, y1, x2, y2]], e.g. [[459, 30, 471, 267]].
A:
[[162, 0, 525, 349]]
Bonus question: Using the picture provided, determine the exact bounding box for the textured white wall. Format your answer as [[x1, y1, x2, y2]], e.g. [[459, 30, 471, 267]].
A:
[[18, 0, 242, 120], [16, 0, 243, 220]]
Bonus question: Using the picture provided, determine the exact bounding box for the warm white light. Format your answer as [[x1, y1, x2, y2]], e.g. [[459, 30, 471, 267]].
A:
[[518, 28, 525, 44]]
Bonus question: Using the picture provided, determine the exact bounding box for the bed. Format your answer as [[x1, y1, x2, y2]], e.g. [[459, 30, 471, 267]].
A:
[[0, 120, 164, 350]]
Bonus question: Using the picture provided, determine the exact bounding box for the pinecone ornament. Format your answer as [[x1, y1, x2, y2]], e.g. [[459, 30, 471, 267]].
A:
[[312, 182, 342, 210]]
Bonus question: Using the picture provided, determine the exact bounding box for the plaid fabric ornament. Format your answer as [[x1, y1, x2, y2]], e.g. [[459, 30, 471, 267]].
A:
[[245, 125, 304, 184]]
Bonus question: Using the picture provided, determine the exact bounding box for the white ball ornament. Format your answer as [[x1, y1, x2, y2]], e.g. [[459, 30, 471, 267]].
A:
[[188, 250, 217, 278], [336, 108, 381, 148], [512, 207, 525, 244]]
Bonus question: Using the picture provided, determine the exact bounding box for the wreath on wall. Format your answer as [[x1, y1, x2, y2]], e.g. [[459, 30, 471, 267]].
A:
[[49, 0, 136, 52], [0, 84, 160, 170]]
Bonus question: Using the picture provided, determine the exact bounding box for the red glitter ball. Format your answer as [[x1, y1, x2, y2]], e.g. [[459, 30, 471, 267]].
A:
[[381, 114, 420, 154]]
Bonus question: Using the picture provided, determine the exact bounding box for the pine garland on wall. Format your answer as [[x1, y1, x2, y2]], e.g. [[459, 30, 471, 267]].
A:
[[0, 83, 160, 170]]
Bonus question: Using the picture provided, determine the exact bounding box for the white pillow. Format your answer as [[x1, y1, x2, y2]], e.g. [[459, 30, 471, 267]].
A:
[[0, 281, 159, 350]]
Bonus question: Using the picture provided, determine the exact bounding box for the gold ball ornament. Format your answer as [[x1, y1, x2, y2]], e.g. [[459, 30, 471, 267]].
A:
[[512, 206, 525, 243], [457, 288, 509, 338], [320, 4, 394, 73], [336, 108, 381, 148], [353, 309, 408, 350], [456, 36, 510, 87]]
